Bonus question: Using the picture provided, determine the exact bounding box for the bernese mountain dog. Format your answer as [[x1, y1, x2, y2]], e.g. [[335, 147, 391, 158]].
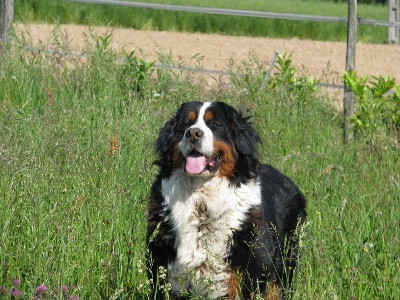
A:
[[146, 101, 306, 300]]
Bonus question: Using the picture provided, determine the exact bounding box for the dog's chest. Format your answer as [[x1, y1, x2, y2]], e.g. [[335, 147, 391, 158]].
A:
[[161, 174, 261, 298]]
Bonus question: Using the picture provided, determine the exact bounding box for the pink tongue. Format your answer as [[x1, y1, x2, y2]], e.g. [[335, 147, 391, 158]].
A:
[[185, 154, 207, 174]]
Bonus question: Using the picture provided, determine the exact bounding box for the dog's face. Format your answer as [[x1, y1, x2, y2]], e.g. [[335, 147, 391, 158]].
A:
[[178, 102, 235, 177], [155, 101, 260, 180]]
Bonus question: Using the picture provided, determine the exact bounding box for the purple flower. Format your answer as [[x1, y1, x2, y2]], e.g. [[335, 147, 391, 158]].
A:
[[9, 287, 23, 297], [61, 285, 69, 293], [13, 279, 21, 286], [35, 284, 47, 294]]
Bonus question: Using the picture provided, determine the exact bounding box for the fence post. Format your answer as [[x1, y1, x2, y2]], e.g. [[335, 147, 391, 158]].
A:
[[261, 51, 279, 91], [0, 0, 14, 43], [388, 0, 399, 45], [343, 0, 357, 144]]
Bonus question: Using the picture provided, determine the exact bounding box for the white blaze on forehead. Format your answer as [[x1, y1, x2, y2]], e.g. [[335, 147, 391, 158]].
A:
[[197, 102, 212, 122], [179, 102, 214, 157]]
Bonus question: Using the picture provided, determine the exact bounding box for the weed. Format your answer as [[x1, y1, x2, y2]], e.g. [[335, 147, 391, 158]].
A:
[[342, 71, 400, 144], [269, 53, 319, 106], [120, 50, 155, 96]]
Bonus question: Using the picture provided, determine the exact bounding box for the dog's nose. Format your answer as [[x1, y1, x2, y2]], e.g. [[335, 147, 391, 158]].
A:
[[185, 128, 204, 144]]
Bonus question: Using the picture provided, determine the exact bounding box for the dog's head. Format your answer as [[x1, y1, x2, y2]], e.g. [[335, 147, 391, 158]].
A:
[[155, 101, 260, 183]]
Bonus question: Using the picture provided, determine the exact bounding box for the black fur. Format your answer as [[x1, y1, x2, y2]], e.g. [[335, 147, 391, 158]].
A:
[[146, 102, 306, 299]]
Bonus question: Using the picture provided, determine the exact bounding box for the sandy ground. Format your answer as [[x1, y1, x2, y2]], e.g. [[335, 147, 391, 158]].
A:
[[19, 24, 400, 97]]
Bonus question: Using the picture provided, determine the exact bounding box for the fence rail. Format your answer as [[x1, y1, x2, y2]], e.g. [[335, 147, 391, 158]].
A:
[[66, 0, 400, 28], [32, 47, 347, 91]]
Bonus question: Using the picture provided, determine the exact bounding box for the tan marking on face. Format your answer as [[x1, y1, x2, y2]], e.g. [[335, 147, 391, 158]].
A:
[[204, 110, 214, 122], [188, 111, 197, 122], [214, 139, 238, 178]]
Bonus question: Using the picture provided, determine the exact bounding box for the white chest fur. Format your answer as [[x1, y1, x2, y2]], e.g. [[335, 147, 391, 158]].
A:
[[161, 172, 262, 298]]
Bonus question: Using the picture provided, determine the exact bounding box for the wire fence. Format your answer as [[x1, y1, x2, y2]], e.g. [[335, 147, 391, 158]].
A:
[[32, 46, 346, 91]]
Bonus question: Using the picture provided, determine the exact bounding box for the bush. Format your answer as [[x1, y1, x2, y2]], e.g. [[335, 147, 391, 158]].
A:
[[342, 71, 400, 143]]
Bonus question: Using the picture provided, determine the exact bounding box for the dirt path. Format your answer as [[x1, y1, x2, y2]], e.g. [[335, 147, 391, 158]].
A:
[[20, 23, 400, 92]]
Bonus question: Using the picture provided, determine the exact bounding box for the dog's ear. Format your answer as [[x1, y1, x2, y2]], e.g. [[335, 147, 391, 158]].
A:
[[226, 105, 261, 157], [155, 117, 176, 157]]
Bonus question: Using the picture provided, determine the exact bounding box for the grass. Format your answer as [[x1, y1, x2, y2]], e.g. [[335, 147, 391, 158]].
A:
[[1, 26, 400, 299], [15, 0, 389, 43]]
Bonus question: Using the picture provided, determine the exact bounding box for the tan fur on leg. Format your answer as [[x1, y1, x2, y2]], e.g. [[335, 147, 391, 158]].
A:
[[264, 281, 280, 300]]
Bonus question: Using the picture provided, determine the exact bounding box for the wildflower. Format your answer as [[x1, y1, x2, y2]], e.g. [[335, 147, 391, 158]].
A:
[[13, 279, 21, 286], [61, 285, 69, 293], [35, 284, 47, 295], [9, 287, 23, 297], [363, 242, 374, 253], [158, 266, 167, 279]]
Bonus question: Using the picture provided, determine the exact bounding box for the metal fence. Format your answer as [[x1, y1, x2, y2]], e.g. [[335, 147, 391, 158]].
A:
[[66, 0, 400, 29]]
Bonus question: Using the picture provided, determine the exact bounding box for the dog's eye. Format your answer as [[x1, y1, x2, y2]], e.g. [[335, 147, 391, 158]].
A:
[[209, 121, 223, 128], [179, 121, 191, 132]]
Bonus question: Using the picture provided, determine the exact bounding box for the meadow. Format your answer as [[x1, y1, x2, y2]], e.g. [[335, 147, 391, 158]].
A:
[[15, 0, 389, 43], [1, 25, 400, 299]]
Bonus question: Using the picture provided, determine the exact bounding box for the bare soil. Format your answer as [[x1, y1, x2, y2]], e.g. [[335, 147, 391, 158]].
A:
[[20, 24, 400, 105]]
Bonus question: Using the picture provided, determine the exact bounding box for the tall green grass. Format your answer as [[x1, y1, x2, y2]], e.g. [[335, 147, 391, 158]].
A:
[[15, 0, 388, 43], [1, 26, 399, 299]]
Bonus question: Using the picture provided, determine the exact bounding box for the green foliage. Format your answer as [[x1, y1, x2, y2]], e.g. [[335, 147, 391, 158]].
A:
[[14, 0, 388, 43], [0, 27, 156, 299], [269, 53, 318, 104], [1, 28, 399, 299], [342, 71, 400, 141], [95, 31, 113, 53], [120, 50, 155, 96]]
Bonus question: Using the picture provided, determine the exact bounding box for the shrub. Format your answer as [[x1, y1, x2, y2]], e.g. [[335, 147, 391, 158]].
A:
[[342, 71, 400, 142]]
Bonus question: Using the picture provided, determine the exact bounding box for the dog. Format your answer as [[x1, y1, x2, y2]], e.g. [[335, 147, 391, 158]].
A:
[[146, 101, 306, 299]]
